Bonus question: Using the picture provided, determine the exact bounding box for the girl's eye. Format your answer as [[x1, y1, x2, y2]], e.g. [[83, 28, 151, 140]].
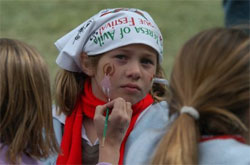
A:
[[115, 54, 127, 60], [141, 58, 154, 65]]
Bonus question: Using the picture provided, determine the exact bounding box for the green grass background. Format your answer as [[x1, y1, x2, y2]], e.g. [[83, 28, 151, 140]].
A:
[[0, 0, 224, 82]]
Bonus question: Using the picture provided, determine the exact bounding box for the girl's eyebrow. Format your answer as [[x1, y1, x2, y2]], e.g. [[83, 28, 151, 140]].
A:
[[116, 48, 156, 57], [113, 48, 131, 53]]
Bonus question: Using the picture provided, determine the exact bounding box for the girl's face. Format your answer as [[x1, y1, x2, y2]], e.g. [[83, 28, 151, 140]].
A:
[[91, 44, 157, 105]]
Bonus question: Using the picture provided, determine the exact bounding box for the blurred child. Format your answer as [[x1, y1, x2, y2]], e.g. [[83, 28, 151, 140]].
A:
[[0, 38, 59, 164], [44, 8, 170, 165], [223, 0, 250, 34], [223, 0, 250, 28], [152, 28, 250, 164]]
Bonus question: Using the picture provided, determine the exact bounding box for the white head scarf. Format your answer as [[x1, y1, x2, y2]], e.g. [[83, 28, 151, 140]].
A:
[[55, 8, 163, 72]]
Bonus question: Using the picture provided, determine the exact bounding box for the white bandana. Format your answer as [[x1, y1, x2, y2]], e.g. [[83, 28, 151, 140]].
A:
[[55, 8, 164, 72]]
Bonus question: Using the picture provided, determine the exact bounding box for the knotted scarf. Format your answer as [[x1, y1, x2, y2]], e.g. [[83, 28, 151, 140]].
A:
[[56, 79, 153, 164]]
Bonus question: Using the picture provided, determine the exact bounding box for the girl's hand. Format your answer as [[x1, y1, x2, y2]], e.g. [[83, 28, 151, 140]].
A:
[[94, 97, 132, 164]]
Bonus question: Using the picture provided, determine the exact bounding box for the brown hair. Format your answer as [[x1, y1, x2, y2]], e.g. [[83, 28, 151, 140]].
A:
[[152, 28, 250, 164], [0, 38, 59, 163], [55, 51, 169, 116]]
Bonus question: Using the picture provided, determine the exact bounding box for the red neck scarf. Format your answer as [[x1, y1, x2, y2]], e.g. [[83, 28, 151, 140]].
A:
[[56, 79, 153, 164], [200, 135, 246, 144]]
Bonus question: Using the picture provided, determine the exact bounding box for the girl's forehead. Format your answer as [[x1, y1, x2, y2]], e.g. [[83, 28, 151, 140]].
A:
[[105, 44, 158, 56]]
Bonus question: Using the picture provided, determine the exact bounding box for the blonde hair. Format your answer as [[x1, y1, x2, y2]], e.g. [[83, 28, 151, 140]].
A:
[[0, 38, 59, 163], [152, 28, 250, 164], [55, 52, 169, 115]]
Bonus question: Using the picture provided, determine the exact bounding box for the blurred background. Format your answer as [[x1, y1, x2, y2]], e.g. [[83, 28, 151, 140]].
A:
[[0, 0, 223, 83]]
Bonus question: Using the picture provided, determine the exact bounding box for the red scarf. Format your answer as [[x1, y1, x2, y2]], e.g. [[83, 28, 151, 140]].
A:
[[200, 135, 246, 144], [57, 79, 153, 164]]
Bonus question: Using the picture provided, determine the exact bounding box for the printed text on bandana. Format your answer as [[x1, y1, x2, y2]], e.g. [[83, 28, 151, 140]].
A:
[[89, 16, 160, 47]]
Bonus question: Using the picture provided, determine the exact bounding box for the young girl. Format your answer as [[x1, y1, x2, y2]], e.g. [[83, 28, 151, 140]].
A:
[[45, 8, 169, 164], [151, 28, 250, 164], [0, 38, 59, 164]]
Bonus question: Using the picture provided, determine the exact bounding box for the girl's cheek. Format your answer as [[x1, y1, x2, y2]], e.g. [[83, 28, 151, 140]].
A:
[[101, 63, 116, 100], [146, 72, 154, 82], [149, 74, 155, 86], [150, 75, 154, 82]]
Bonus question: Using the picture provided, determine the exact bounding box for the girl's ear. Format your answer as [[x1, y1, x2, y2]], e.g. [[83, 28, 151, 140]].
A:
[[80, 52, 94, 76]]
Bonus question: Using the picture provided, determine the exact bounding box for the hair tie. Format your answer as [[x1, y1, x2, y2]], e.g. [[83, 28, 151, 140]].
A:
[[180, 106, 199, 120], [152, 78, 168, 86]]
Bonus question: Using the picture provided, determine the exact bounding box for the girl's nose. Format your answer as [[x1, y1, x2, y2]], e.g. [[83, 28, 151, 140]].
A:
[[125, 62, 141, 80]]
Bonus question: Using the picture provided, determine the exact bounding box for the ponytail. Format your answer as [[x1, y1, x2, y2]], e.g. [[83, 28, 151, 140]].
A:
[[54, 69, 87, 115], [152, 112, 199, 164]]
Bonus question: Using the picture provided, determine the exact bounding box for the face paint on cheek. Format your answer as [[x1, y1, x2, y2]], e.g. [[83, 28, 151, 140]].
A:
[[101, 63, 115, 101], [150, 75, 154, 81], [103, 63, 115, 76], [150, 74, 155, 87]]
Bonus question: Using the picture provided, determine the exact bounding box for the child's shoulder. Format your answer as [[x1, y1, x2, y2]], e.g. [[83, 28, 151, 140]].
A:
[[124, 101, 170, 164], [151, 100, 169, 110], [141, 100, 170, 124], [52, 105, 66, 124], [199, 139, 250, 164], [130, 100, 170, 138]]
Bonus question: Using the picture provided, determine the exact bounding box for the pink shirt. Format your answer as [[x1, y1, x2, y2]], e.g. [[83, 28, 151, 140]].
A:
[[0, 143, 39, 165]]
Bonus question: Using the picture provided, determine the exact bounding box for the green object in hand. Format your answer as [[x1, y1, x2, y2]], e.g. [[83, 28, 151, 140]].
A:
[[102, 107, 109, 147]]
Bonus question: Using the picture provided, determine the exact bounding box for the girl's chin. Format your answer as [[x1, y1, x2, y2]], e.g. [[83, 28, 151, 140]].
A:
[[110, 93, 143, 105], [119, 97, 140, 105]]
